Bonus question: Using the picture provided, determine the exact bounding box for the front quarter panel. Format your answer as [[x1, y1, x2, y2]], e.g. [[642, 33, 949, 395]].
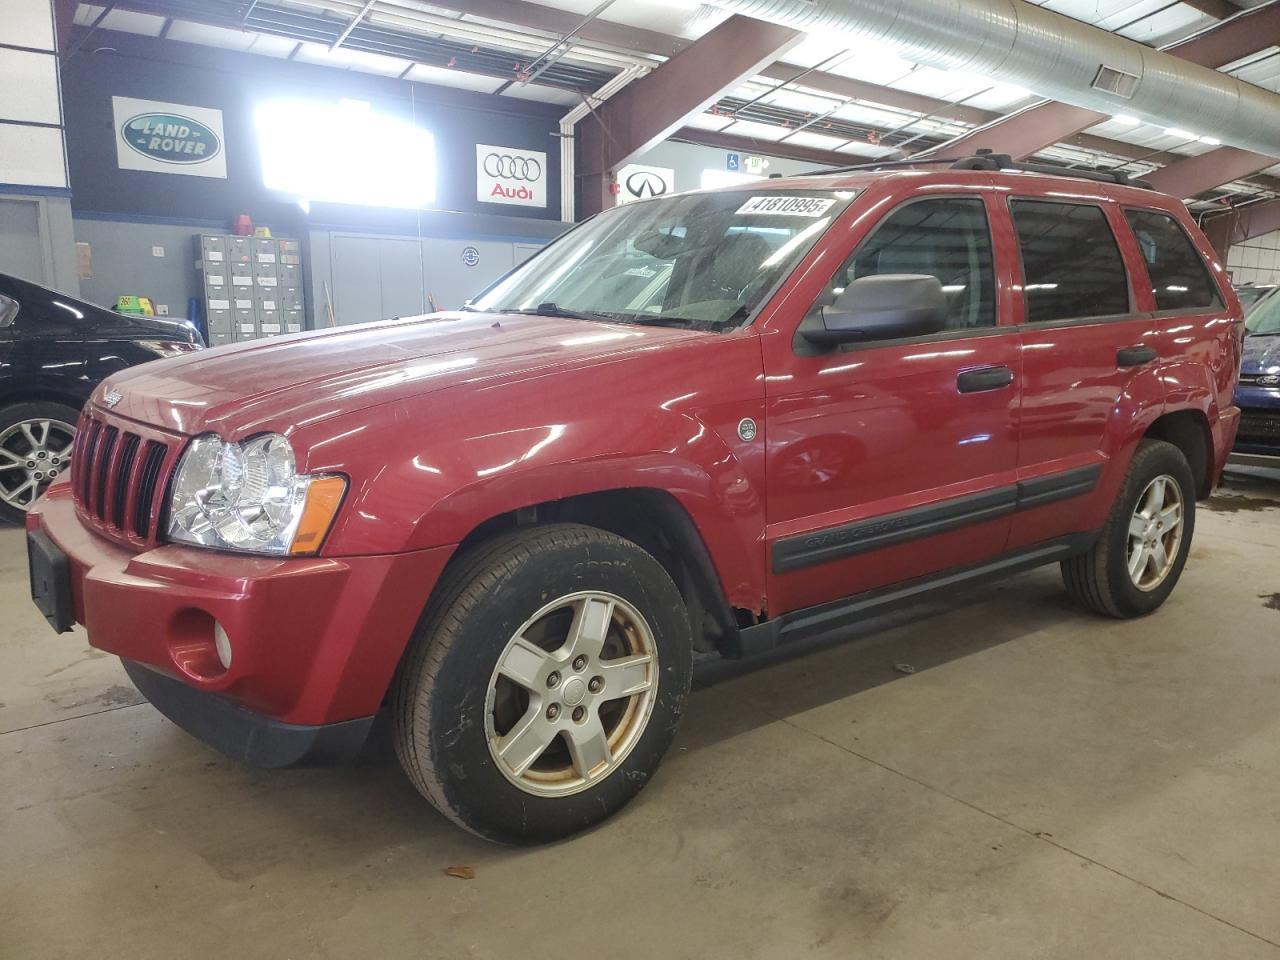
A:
[[296, 334, 770, 612]]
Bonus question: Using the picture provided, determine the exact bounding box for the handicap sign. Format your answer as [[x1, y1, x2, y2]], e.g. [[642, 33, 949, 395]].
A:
[[726, 152, 740, 172]]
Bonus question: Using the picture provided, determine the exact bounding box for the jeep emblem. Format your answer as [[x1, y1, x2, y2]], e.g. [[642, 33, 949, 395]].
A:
[[737, 417, 757, 442], [103, 389, 123, 408]]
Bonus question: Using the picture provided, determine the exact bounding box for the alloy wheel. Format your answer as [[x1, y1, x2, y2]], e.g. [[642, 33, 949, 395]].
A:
[[0, 418, 75, 513], [484, 591, 658, 797], [1126, 474, 1184, 591]]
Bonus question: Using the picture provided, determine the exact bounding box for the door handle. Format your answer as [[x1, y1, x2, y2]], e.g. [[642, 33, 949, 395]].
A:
[[956, 365, 1015, 393], [1117, 345, 1157, 367]]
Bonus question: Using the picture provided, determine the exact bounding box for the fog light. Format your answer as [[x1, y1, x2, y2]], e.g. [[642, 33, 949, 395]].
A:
[[214, 621, 233, 669]]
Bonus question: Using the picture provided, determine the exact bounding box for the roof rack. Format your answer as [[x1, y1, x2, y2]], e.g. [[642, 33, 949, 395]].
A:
[[790, 148, 1153, 190], [951, 150, 1154, 189]]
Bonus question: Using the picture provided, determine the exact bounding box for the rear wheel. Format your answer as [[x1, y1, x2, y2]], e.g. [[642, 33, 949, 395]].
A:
[[0, 402, 78, 524], [1061, 439, 1196, 618], [392, 523, 692, 843]]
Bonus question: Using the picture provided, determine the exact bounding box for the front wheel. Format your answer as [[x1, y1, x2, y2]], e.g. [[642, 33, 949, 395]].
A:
[[0, 402, 78, 524], [392, 523, 692, 843], [1061, 439, 1196, 618]]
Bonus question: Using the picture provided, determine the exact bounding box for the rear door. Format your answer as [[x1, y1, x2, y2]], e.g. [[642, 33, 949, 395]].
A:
[[760, 189, 1022, 614], [1004, 197, 1164, 551]]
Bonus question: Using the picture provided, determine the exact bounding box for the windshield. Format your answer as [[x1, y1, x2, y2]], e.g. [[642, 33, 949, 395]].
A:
[[1236, 285, 1275, 311], [470, 189, 855, 330], [1245, 285, 1280, 336]]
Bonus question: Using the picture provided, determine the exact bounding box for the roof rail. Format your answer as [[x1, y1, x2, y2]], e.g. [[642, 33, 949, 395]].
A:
[[788, 149, 1153, 189], [951, 150, 1154, 189]]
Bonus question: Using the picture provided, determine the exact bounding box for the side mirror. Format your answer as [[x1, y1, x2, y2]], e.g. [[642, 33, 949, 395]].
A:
[[803, 274, 947, 347]]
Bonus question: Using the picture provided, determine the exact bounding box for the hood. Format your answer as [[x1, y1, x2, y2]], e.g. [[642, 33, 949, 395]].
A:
[[95, 312, 708, 436], [1241, 334, 1280, 375]]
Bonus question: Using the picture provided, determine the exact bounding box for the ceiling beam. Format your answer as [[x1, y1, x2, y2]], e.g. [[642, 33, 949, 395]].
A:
[[1143, 147, 1277, 199], [1165, 0, 1280, 69], [576, 15, 803, 216], [918, 101, 1106, 162], [1180, 0, 1239, 20], [331, 0, 376, 51], [444, 0, 686, 58], [1202, 198, 1280, 257]]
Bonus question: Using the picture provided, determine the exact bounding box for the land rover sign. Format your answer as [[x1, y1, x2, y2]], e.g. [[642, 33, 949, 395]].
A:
[[112, 97, 227, 179]]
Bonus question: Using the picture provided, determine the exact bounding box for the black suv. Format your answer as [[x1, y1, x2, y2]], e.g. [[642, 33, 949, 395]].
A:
[[0, 272, 202, 522]]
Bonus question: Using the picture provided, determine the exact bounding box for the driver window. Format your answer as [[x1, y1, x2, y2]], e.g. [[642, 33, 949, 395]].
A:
[[820, 196, 996, 331]]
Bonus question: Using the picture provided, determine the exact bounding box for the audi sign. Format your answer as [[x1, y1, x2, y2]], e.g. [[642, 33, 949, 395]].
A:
[[477, 143, 547, 208]]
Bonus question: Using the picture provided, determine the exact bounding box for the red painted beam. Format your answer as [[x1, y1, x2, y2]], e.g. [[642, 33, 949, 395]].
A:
[[1144, 147, 1277, 199], [920, 101, 1107, 161], [576, 15, 803, 217], [1202, 198, 1280, 257], [1165, 1, 1280, 68], [1180, 0, 1239, 20]]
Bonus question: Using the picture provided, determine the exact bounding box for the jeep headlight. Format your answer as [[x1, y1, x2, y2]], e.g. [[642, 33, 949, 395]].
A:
[[166, 433, 346, 555]]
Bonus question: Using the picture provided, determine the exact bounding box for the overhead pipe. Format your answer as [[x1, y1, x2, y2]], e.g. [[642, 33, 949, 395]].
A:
[[705, 0, 1280, 156]]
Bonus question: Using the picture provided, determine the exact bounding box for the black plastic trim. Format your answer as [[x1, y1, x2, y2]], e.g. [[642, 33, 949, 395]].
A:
[[1016, 464, 1103, 510], [122, 659, 374, 768], [739, 530, 1100, 658], [773, 464, 1103, 573], [773, 486, 1018, 573]]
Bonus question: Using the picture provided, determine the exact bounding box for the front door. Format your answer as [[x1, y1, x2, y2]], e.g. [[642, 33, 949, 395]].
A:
[[761, 192, 1021, 615]]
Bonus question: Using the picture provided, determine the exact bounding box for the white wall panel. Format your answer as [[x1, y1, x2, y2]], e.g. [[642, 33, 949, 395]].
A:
[[0, 124, 67, 188], [1227, 232, 1280, 286], [0, 48, 61, 124], [0, 0, 55, 50]]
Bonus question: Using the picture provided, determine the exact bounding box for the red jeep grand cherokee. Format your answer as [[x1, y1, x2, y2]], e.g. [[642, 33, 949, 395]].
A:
[[27, 155, 1242, 843]]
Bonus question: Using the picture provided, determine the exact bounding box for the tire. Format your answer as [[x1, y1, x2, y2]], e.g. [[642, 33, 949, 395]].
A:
[[0, 401, 79, 525], [392, 523, 693, 844], [1061, 439, 1197, 619]]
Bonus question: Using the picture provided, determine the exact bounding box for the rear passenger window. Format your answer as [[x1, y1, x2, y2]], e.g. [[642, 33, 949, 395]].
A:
[[822, 196, 996, 332], [1124, 209, 1221, 311], [1011, 200, 1131, 323]]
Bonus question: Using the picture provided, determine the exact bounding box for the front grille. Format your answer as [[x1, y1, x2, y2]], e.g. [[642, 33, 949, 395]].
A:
[[1237, 412, 1280, 442], [71, 411, 181, 545]]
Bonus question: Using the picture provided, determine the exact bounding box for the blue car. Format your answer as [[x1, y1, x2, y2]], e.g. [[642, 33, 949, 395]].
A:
[[1233, 286, 1280, 466]]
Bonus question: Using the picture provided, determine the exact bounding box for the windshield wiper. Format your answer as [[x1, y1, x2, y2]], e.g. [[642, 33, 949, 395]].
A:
[[504, 302, 616, 323]]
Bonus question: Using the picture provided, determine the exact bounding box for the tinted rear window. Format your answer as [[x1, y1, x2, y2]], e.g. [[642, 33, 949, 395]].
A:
[[1011, 200, 1131, 323], [1124, 209, 1221, 311]]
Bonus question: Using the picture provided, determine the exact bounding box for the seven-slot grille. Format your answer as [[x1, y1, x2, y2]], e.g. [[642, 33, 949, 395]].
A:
[[70, 412, 179, 544]]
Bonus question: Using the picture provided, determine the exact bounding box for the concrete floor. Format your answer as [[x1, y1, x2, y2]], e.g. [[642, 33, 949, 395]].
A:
[[3, 470, 1280, 960]]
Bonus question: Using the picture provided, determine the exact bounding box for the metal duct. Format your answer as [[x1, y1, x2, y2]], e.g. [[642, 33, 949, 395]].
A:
[[705, 0, 1280, 156]]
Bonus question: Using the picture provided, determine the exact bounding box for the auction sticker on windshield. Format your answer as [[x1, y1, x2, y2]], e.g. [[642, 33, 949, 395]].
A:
[[736, 196, 839, 217]]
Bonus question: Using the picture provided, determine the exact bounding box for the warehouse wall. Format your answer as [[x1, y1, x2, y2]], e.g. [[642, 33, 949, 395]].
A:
[[0, 0, 78, 294], [60, 31, 566, 232], [629, 139, 835, 192], [58, 30, 572, 326], [1226, 231, 1280, 286]]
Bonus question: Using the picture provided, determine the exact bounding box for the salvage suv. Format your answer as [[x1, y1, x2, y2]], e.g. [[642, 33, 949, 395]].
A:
[[27, 155, 1242, 843]]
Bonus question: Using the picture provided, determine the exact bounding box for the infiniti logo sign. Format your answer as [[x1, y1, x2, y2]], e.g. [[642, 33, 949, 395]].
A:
[[625, 171, 668, 199]]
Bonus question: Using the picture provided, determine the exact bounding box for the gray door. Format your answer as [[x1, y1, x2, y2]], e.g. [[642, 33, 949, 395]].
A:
[[421, 239, 515, 310], [331, 235, 383, 326], [0, 199, 45, 284], [380, 238, 425, 319]]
